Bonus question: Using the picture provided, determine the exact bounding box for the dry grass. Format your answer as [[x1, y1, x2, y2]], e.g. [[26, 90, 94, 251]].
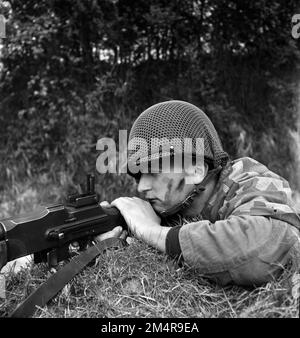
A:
[[0, 238, 299, 318]]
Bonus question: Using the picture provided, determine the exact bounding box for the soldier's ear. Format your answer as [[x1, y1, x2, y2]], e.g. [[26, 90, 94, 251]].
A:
[[185, 163, 208, 185]]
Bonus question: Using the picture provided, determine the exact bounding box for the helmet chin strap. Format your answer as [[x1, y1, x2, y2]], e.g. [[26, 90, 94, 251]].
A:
[[158, 166, 222, 218]]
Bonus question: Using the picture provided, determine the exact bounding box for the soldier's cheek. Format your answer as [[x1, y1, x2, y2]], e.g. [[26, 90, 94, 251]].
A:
[[155, 189, 168, 202]]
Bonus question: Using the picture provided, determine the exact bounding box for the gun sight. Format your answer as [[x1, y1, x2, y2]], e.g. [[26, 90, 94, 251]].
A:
[[66, 174, 99, 208]]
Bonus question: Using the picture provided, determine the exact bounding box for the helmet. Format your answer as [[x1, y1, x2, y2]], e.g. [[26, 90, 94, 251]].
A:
[[127, 100, 229, 174]]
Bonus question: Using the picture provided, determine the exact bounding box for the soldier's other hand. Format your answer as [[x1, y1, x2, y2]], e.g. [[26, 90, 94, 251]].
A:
[[100, 200, 112, 209]]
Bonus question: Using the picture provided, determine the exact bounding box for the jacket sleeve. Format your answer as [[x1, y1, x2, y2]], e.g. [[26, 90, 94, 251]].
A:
[[167, 215, 300, 285]]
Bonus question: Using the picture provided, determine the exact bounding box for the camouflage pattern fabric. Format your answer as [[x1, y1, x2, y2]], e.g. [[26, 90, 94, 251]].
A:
[[177, 157, 300, 285], [202, 157, 300, 229]]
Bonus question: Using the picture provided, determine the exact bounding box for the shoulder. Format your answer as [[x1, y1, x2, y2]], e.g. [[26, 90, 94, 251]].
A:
[[229, 157, 288, 186], [231, 157, 270, 174], [223, 157, 295, 216]]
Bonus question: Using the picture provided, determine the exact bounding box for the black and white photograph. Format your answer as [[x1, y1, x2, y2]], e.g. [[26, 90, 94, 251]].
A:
[[0, 0, 300, 323]]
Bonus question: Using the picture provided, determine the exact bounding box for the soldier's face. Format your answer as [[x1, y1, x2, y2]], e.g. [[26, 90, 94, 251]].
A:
[[137, 171, 194, 213]]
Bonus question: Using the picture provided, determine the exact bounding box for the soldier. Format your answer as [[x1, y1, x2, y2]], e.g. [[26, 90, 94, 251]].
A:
[[97, 100, 300, 286]]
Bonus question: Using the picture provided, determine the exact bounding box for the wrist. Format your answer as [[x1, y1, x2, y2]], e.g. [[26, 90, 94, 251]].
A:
[[147, 226, 170, 253]]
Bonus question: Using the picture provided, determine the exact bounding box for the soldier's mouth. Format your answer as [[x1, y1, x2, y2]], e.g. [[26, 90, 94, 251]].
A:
[[148, 198, 159, 204]]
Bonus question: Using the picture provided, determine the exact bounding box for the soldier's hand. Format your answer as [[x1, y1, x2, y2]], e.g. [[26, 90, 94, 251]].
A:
[[111, 197, 170, 252]]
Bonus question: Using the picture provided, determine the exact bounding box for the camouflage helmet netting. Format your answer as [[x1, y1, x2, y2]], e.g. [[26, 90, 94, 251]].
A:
[[128, 100, 229, 169]]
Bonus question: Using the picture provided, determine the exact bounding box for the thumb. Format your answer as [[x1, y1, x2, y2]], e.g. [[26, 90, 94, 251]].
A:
[[95, 226, 123, 242], [100, 201, 112, 208]]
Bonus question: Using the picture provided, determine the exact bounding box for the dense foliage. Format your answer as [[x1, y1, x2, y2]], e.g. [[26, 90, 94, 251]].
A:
[[0, 0, 300, 200]]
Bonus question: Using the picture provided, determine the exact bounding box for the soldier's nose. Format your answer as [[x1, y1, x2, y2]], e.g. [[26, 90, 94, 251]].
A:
[[137, 174, 152, 193]]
